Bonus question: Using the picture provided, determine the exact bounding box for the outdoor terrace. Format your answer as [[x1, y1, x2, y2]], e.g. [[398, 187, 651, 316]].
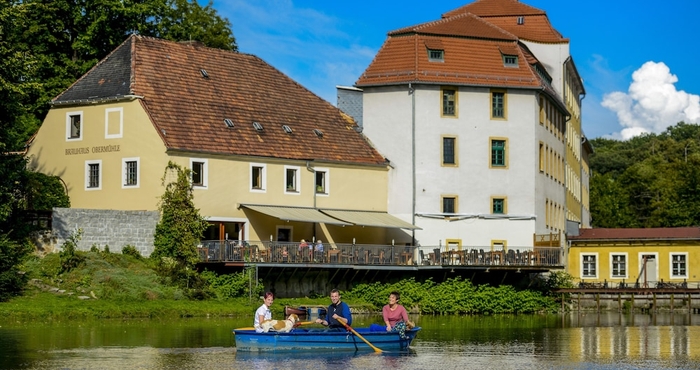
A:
[[197, 240, 563, 268]]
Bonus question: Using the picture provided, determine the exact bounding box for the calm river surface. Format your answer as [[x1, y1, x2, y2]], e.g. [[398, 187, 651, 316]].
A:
[[2, 313, 700, 369]]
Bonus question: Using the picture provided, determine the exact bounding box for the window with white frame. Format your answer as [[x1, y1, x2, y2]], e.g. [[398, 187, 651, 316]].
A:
[[122, 157, 140, 188], [315, 168, 329, 195], [190, 158, 208, 188], [85, 160, 102, 190], [581, 254, 597, 278], [284, 165, 300, 193], [250, 163, 267, 192], [671, 253, 687, 278], [611, 253, 627, 278], [66, 111, 83, 140], [105, 107, 123, 139]]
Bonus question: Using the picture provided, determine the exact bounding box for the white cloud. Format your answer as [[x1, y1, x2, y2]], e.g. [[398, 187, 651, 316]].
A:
[[601, 61, 700, 140]]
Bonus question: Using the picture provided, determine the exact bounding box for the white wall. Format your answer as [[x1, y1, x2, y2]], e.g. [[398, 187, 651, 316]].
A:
[[363, 83, 565, 247]]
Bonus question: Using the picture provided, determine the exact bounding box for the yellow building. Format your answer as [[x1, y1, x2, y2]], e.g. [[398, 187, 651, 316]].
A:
[[568, 228, 700, 286], [26, 35, 418, 253]]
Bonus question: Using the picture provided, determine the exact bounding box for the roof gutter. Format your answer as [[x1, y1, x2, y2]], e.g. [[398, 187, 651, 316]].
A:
[[51, 94, 144, 107]]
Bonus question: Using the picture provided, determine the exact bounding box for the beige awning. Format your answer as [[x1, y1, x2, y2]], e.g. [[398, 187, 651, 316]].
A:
[[240, 204, 351, 225], [320, 209, 421, 230]]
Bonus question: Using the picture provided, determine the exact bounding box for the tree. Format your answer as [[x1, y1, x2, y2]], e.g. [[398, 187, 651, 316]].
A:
[[1, 0, 237, 152], [151, 161, 208, 273], [589, 122, 700, 228], [0, 234, 33, 302]]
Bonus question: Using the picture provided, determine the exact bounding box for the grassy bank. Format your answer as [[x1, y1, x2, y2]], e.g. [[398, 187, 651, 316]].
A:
[[0, 290, 340, 321], [2, 249, 562, 321]]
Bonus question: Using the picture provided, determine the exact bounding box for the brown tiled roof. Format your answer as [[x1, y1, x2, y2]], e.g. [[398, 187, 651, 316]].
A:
[[54, 35, 387, 166], [443, 0, 567, 43], [356, 14, 539, 88], [444, 0, 544, 17], [569, 228, 700, 241]]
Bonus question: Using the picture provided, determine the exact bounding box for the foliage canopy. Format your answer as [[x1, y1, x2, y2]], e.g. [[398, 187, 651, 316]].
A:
[[590, 122, 700, 227]]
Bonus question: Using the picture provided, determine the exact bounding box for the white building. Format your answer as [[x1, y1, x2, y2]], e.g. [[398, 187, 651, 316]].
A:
[[346, 0, 589, 251]]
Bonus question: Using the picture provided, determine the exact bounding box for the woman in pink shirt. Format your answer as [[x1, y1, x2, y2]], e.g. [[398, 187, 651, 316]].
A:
[[382, 291, 415, 333]]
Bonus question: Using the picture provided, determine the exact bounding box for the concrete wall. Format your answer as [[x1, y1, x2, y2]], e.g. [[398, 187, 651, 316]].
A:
[[51, 207, 159, 256]]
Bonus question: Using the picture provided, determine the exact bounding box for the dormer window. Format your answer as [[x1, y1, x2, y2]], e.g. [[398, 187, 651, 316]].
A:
[[517, 16, 524, 25], [253, 121, 264, 132], [503, 55, 518, 67], [428, 49, 444, 62]]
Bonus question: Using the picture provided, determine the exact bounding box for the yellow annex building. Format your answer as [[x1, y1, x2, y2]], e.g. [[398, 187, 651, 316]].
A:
[[568, 228, 700, 287], [26, 35, 418, 254]]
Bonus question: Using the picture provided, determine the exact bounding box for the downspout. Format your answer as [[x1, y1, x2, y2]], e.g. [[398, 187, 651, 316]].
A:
[[306, 161, 317, 239], [579, 93, 586, 226], [410, 83, 416, 244]]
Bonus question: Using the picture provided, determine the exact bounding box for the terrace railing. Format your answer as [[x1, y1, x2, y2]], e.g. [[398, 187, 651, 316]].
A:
[[197, 240, 562, 267]]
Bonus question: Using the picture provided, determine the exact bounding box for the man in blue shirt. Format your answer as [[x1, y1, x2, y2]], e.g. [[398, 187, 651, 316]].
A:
[[315, 288, 352, 331]]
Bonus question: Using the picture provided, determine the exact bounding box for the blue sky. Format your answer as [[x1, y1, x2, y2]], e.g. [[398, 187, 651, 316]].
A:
[[212, 0, 700, 140]]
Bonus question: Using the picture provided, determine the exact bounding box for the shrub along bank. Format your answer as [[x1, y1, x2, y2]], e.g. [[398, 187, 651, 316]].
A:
[[1, 249, 564, 320]]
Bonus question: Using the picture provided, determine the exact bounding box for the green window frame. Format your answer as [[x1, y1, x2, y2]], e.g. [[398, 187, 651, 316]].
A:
[[491, 140, 506, 167], [492, 91, 505, 118], [492, 198, 505, 214]]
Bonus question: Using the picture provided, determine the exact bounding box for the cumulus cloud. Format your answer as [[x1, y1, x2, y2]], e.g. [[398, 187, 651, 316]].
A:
[[602, 61, 700, 140]]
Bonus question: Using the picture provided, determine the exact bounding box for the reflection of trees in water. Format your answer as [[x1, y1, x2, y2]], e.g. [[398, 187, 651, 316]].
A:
[[0, 330, 25, 369]]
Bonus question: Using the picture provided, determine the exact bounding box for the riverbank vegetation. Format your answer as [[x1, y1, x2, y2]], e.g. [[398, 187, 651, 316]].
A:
[[0, 245, 570, 321]]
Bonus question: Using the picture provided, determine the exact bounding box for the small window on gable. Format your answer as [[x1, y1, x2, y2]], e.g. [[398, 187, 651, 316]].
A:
[[503, 55, 518, 67], [105, 107, 123, 139], [66, 111, 83, 141], [428, 49, 444, 62]]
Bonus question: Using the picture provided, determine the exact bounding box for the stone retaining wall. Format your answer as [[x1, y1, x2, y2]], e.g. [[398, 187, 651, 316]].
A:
[[50, 208, 159, 256]]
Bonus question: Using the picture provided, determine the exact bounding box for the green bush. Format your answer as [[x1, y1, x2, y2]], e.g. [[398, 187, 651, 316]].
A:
[[201, 268, 264, 300], [344, 277, 558, 315], [0, 235, 33, 301], [122, 245, 142, 259]]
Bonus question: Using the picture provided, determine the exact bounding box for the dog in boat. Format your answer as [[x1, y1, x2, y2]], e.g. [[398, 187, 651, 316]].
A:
[[259, 313, 299, 333]]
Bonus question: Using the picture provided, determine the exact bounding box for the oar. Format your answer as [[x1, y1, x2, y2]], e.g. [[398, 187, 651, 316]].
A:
[[234, 321, 316, 331], [339, 320, 383, 353]]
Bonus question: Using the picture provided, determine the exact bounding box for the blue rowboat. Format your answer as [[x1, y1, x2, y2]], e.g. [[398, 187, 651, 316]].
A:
[[233, 327, 421, 352]]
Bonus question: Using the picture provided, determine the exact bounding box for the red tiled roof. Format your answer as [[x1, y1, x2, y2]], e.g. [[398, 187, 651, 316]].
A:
[[444, 0, 545, 17], [389, 12, 517, 41], [356, 14, 542, 89], [443, 0, 567, 43], [56, 35, 387, 166], [569, 228, 700, 241]]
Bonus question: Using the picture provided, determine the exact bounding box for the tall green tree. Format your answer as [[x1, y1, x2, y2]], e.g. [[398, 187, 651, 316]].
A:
[[151, 161, 208, 270], [2, 0, 237, 151]]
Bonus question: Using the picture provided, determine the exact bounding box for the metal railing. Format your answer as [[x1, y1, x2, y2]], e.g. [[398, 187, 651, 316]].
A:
[[197, 240, 562, 267]]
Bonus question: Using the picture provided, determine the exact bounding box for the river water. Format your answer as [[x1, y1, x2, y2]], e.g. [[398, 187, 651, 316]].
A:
[[2, 313, 699, 369]]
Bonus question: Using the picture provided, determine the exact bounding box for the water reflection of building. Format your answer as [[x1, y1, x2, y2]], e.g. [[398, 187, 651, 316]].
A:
[[559, 313, 700, 361]]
